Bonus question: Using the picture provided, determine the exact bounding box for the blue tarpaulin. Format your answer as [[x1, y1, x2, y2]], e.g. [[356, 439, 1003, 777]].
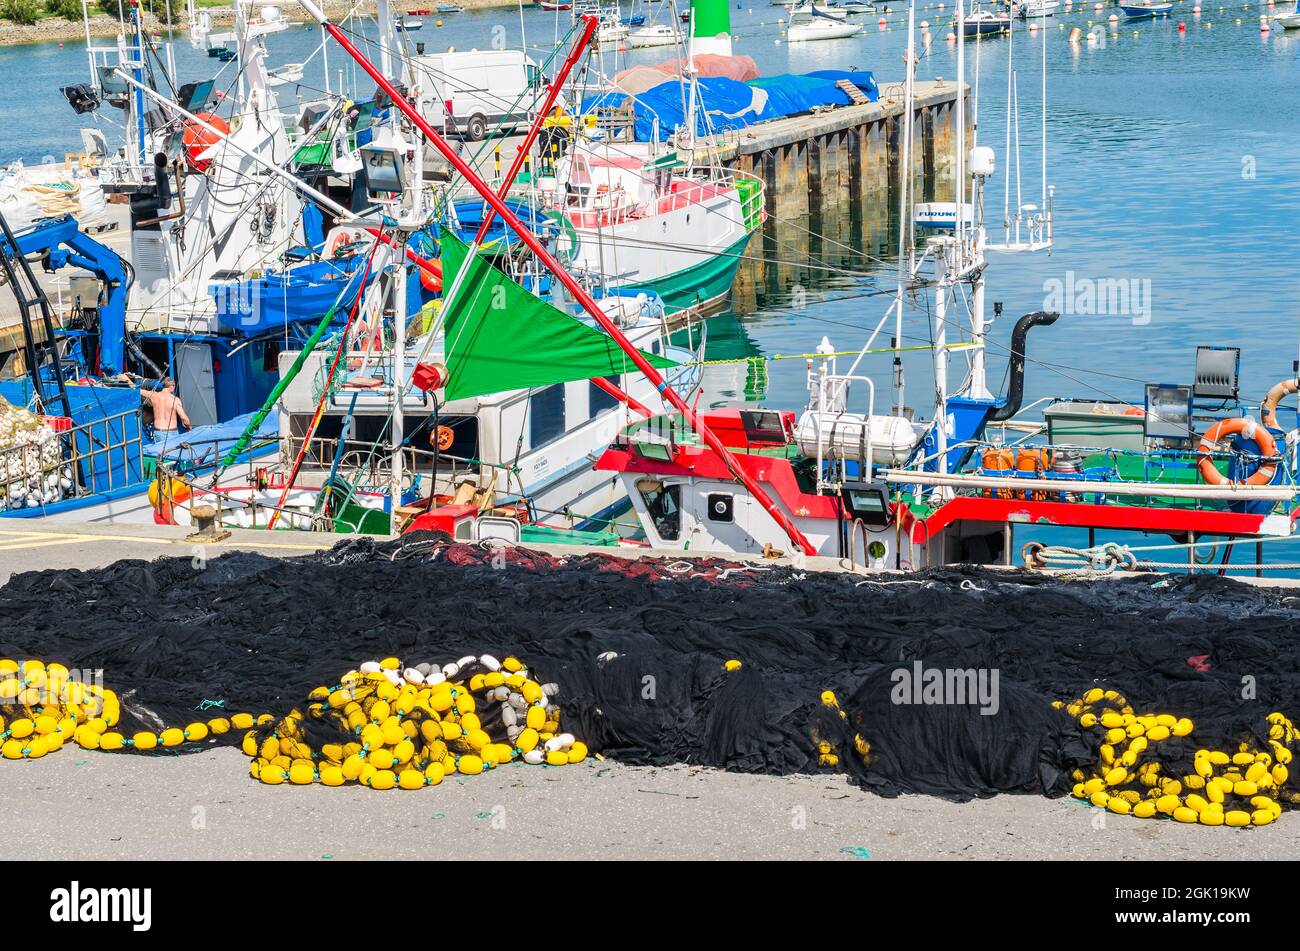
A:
[[144, 410, 279, 461], [584, 70, 878, 142]]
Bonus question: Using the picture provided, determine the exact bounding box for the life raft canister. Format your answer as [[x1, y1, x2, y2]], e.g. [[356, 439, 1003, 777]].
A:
[[1196, 417, 1278, 486], [1260, 378, 1299, 430], [182, 113, 230, 172]]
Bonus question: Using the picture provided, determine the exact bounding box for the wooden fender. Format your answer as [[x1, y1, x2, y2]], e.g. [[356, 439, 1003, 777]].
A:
[[1261, 378, 1299, 430]]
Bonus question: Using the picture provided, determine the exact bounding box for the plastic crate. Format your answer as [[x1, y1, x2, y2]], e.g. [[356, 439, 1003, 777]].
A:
[[42, 415, 73, 433]]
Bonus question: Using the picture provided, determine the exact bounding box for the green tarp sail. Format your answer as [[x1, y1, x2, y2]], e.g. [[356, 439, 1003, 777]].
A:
[[439, 229, 677, 401]]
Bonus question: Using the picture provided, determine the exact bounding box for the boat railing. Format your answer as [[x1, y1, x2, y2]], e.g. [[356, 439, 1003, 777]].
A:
[[814, 373, 876, 491], [155, 430, 281, 475], [900, 435, 1299, 512], [186, 480, 373, 534], [51, 408, 146, 500], [283, 436, 482, 483], [190, 437, 518, 533]]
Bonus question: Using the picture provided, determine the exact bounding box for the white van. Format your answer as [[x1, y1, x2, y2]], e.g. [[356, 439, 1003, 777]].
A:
[[408, 49, 546, 142]]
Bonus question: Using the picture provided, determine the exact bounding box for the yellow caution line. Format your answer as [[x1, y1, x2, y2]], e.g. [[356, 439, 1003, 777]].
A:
[[0, 528, 170, 546], [0, 536, 94, 551], [0, 528, 332, 552]]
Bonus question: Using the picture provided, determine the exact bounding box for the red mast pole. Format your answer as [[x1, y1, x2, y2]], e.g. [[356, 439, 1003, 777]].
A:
[[474, 14, 597, 245], [374, 16, 648, 416], [296, 0, 817, 555]]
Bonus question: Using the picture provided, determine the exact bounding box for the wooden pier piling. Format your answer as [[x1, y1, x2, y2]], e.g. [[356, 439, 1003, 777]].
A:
[[694, 80, 968, 315]]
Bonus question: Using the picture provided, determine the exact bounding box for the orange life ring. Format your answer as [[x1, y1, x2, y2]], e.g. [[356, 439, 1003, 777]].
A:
[[1261, 378, 1298, 430], [434, 425, 454, 451], [1197, 417, 1278, 486], [326, 228, 365, 259]]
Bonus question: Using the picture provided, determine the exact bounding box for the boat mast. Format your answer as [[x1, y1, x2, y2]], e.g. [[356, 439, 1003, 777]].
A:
[[893, 2, 916, 418], [967, 13, 991, 400], [390, 232, 406, 533], [931, 0, 968, 481], [932, 237, 951, 485], [377, 0, 395, 79], [132, 2, 147, 167], [293, 0, 819, 555], [954, 0, 966, 266]]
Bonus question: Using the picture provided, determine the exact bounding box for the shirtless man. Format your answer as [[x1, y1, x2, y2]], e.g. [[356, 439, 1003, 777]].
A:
[[141, 377, 191, 434]]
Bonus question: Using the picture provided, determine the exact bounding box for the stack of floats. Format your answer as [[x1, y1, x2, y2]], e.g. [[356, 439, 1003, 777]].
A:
[[1060, 689, 1292, 827], [0, 653, 588, 791], [0, 534, 1298, 827]]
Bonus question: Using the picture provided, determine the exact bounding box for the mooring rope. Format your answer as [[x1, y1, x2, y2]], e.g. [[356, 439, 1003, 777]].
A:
[[1023, 538, 1300, 575]]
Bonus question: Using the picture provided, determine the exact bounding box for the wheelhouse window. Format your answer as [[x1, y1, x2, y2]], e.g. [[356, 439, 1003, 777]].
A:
[[589, 379, 619, 416], [636, 478, 680, 541], [529, 384, 566, 449]]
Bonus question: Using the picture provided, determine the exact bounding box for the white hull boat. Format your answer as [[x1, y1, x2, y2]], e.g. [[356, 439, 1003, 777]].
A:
[[547, 143, 764, 317], [627, 24, 681, 47], [789, 1, 849, 19], [788, 18, 863, 39]]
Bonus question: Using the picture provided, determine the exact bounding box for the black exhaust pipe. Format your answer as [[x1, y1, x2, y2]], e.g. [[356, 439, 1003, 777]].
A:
[[987, 310, 1060, 422]]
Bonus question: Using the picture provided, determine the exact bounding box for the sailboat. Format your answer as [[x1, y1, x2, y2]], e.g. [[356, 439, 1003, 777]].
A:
[[962, 6, 1011, 35], [787, 6, 865, 40], [789, 0, 849, 19], [626, 23, 681, 46]]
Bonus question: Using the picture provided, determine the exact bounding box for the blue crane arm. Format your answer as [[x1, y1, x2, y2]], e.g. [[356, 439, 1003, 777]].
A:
[[0, 214, 128, 375]]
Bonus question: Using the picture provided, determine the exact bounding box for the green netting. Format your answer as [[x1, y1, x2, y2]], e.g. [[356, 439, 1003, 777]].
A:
[[439, 229, 677, 402]]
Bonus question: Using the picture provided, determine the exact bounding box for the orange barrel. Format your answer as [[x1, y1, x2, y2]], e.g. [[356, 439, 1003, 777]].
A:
[[1015, 449, 1053, 500], [981, 447, 1015, 498]]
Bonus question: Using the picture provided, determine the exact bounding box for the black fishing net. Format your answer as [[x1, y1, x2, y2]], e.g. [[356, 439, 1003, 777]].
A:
[[3, 531, 1298, 805]]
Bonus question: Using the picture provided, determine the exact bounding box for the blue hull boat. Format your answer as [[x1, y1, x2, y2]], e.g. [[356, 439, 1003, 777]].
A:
[[1119, 2, 1172, 17]]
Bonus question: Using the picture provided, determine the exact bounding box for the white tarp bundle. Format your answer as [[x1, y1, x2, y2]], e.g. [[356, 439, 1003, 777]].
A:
[[0, 161, 112, 233]]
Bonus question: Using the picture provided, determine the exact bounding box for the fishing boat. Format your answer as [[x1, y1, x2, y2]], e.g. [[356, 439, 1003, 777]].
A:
[[595, 336, 1300, 571], [0, 0, 442, 524], [1119, 1, 1173, 18], [543, 143, 766, 319], [40, 0, 710, 538], [626, 23, 681, 46], [589, 0, 1300, 574], [787, 8, 864, 39], [251, 288, 703, 535]]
